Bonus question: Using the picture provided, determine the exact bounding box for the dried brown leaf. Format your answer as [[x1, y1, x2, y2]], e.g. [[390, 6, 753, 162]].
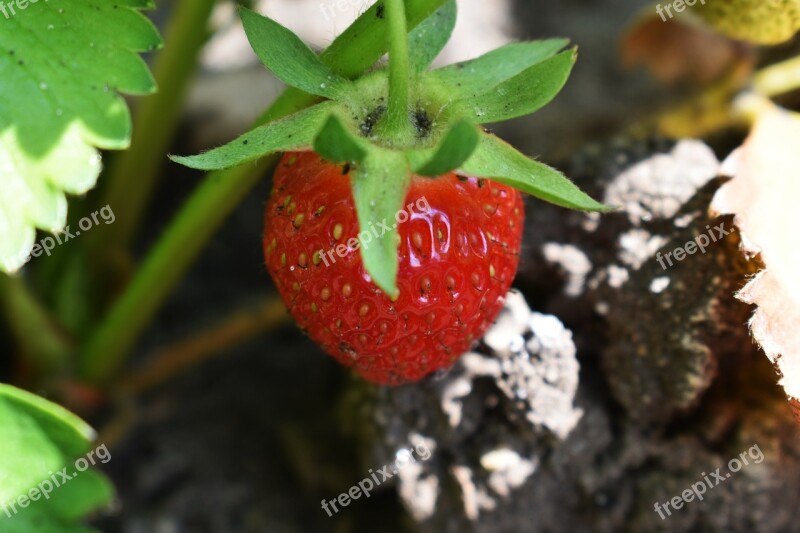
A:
[[712, 104, 800, 408]]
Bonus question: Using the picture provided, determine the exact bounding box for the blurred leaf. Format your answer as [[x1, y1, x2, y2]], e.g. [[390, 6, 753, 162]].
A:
[[0, 0, 161, 273], [0, 384, 113, 532], [689, 0, 800, 45]]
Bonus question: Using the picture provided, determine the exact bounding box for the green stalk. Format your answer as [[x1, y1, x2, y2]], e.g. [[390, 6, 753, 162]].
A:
[[79, 0, 448, 384], [96, 0, 220, 252], [384, 0, 413, 141], [0, 274, 72, 376]]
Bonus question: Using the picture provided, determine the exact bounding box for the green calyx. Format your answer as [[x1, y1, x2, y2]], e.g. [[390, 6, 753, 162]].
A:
[[171, 0, 611, 297]]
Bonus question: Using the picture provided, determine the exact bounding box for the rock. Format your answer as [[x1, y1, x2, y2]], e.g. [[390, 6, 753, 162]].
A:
[[350, 290, 583, 526]]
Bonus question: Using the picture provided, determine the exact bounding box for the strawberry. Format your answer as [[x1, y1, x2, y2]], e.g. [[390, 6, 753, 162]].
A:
[[172, 1, 609, 384], [264, 151, 523, 384]]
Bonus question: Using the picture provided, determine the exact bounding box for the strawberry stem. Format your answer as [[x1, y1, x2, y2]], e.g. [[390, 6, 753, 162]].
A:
[[383, 0, 414, 142]]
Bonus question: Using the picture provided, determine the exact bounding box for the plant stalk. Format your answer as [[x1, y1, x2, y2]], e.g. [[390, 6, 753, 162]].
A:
[[384, 0, 413, 141], [96, 0, 220, 253], [0, 274, 72, 376]]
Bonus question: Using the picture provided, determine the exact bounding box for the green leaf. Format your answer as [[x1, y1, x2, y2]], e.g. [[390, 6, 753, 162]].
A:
[[0, 0, 161, 273], [408, 0, 457, 73], [409, 120, 480, 176], [428, 39, 568, 97], [461, 132, 611, 211], [240, 8, 350, 99], [352, 151, 410, 297], [314, 115, 368, 163], [0, 384, 113, 532], [170, 102, 337, 170], [455, 49, 576, 124]]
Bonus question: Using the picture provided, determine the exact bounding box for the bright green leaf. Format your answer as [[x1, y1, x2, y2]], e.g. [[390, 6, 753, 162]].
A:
[[240, 8, 350, 99], [428, 39, 568, 97], [408, 0, 457, 73], [314, 115, 368, 164], [0, 384, 113, 532], [409, 120, 480, 176], [170, 102, 337, 170], [455, 49, 576, 124], [352, 151, 410, 297], [461, 132, 611, 211], [0, 0, 161, 273]]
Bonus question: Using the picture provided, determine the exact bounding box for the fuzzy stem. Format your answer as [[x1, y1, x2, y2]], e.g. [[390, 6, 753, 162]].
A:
[[78, 0, 448, 384], [384, 0, 414, 141]]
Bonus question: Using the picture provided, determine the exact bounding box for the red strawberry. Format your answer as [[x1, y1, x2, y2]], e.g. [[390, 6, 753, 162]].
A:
[[264, 151, 524, 384], [173, 6, 608, 386]]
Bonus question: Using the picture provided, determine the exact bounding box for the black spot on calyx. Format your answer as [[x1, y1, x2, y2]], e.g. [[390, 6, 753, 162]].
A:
[[376, 3, 385, 18], [360, 105, 386, 136], [412, 109, 432, 138]]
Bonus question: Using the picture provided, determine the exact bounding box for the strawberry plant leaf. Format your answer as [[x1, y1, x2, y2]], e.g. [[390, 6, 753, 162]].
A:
[[428, 39, 568, 97], [352, 150, 410, 297], [170, 102, 337, 170], [409, 119, 480, 176], [461, 132, 611, 211], [0, 0, 161, 273], [0, 384, 113, 532], [314, 115, 368, 163], [240, 8, 350, 99], [455, 49, 576, 124], [408, 0, 457, 74]]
